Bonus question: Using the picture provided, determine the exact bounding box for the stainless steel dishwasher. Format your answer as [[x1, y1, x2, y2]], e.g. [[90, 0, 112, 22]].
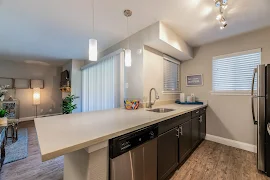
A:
[[109, 124, 158, 180]]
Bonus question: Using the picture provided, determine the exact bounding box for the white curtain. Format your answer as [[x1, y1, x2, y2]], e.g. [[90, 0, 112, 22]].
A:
[[82, 53, 123, 112]]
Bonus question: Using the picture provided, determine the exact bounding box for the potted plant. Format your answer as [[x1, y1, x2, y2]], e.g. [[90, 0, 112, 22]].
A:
[[0, 109, 7, 125], [0, 85, 9, 101], [62, 94, 79, 114]]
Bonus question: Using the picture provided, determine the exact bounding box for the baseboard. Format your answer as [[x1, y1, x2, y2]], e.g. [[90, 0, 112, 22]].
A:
[[19, 113, 62, 122], [205, 134, 257, 153]]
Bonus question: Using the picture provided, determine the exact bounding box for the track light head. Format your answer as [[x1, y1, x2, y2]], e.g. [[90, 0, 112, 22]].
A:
[[222, 0, 228, 5], [220, 23, 227, 30], [215, 0, 221, 7], [216, 14, 222, 20]]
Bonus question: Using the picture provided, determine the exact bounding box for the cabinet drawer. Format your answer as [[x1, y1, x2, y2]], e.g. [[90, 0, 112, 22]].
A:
[[158, 112, 191, 135], [191, 109, 200, 118]]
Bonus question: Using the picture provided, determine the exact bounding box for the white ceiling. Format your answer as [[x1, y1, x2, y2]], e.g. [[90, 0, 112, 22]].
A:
[[0, 0, 269, 63]]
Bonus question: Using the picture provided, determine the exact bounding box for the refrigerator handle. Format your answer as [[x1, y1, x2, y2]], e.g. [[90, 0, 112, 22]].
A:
[[251, 68, 258, 125]]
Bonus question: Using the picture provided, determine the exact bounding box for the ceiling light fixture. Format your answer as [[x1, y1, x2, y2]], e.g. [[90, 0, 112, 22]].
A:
[[214, 0, 228, 30], [220, 17, 226, 25], [216, 14, 222, 20], [124, 9, 132, 67], [89, 0, 97, 61], [220, 23, 227, 29]]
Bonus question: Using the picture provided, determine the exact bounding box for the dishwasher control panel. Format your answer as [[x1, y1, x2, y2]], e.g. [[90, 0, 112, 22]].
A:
[[109, 124, 158, 159]]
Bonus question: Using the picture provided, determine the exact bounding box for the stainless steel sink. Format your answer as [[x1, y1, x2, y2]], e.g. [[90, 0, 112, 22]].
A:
[[147, 108, 175, 113]]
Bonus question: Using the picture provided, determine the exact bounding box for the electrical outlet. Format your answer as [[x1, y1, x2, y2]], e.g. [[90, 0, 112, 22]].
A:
[[40, 109, 44, 113], [125, 83, 129, 89], [49, 109, 52, 113]]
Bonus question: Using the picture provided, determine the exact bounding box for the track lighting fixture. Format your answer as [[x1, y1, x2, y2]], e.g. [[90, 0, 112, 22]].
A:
[[214, 0, 228, 30], [214, 0, 228, 8]]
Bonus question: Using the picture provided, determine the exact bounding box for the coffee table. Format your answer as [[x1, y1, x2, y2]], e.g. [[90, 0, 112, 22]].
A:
[[7, 119, 19, 143]]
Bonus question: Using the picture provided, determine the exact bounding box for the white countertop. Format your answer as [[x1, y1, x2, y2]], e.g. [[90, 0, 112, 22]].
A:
[[34, 103, 207, 161]]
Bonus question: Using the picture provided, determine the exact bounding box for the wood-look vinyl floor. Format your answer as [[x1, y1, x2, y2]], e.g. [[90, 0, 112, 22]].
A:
[[0, 121, 63, 180], [0, 121, 269, 180], [171, 140, 270, 180]]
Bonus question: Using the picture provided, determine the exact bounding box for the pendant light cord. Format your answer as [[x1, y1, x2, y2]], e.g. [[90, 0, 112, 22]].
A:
[[127, 16, 129, 49], [92, 0, 95, 34]]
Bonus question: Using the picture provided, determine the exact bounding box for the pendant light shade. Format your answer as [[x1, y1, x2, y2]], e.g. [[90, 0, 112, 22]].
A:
[[125, 49, 132, 67], [89, 0, 97, 61], [89, 39, 97, 61], [124, 10, 132, 67]]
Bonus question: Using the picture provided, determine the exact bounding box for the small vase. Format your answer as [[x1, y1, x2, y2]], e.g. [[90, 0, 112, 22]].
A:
[[0, 95, 4, 101], [0, 117, 7, 125]]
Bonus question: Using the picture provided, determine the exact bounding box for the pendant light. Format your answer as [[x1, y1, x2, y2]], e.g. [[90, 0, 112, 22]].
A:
[[89, 0, 97, 61], [124, 10, 132, 67]]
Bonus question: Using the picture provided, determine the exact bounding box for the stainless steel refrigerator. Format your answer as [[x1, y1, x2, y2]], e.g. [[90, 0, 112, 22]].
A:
[[251, 64, 270, 175]]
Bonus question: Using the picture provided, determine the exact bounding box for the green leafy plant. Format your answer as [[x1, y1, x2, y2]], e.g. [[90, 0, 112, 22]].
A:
[[62, 94, 79, 114], [0, 109, 6, 118]]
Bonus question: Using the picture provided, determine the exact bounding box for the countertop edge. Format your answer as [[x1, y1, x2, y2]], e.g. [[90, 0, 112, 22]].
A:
[[38, 104, 208, 161]]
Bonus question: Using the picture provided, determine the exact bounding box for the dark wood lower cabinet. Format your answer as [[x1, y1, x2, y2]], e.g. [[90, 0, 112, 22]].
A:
[[157, 107, 207, 180], [179, 119, 192, 163], [158, 127, 179, 180], [191, 116, 200, 148]]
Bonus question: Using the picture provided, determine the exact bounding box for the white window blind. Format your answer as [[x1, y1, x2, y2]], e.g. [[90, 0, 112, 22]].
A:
[[163, 56, 180, 92], [82, 53, 123, 112], [212, 49, 261, 93]]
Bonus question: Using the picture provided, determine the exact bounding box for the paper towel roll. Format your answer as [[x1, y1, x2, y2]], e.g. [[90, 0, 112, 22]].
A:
[[180, 93, 186, 103]]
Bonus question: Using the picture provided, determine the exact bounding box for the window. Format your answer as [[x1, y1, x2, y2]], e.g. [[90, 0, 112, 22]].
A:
[[212, 48, 261, 94], [163, 55, 180, 93], [81, 51, 124, 112]]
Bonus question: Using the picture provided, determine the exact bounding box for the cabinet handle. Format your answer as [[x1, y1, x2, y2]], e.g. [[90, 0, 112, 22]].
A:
[[179, 126, 183, 136], [176, 128, 180, 138], [199, 116, 202, 123], [195, 111, 199, 114]]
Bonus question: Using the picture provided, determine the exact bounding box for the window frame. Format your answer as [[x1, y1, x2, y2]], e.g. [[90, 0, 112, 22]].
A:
[[163, 55, 181, 94], [211, 48, 261, 96]]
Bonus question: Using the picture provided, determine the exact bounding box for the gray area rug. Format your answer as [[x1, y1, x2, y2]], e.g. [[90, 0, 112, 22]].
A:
[[4, 128, 28, 164]]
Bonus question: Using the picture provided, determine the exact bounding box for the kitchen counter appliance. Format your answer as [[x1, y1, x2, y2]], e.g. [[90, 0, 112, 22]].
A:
[[109, 124, 158, 180]]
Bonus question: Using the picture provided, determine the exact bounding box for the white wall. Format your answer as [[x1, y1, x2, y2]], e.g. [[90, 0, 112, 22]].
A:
[[0, 60, 62, 118], [62, 60, 85, 113], [96, 29, 146, 100], [181, 27, 270, 145], [71, 60, 84, 113], [143, 46, 179, 106], [92, 22, 189, 101]]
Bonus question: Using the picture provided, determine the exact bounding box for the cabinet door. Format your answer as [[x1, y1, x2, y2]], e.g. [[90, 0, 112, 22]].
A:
[[192, 117, 200, 148], [158, 128, 179, 180], [199, 113, 206, 141], [179, 119, 192, 163]]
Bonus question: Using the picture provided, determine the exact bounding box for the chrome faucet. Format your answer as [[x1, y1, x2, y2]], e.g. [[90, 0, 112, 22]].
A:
[[148, 88, 159, 108]]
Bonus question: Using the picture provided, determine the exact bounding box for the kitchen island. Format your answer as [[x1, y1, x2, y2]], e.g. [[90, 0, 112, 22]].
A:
[[34, 103, 207, 180]]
